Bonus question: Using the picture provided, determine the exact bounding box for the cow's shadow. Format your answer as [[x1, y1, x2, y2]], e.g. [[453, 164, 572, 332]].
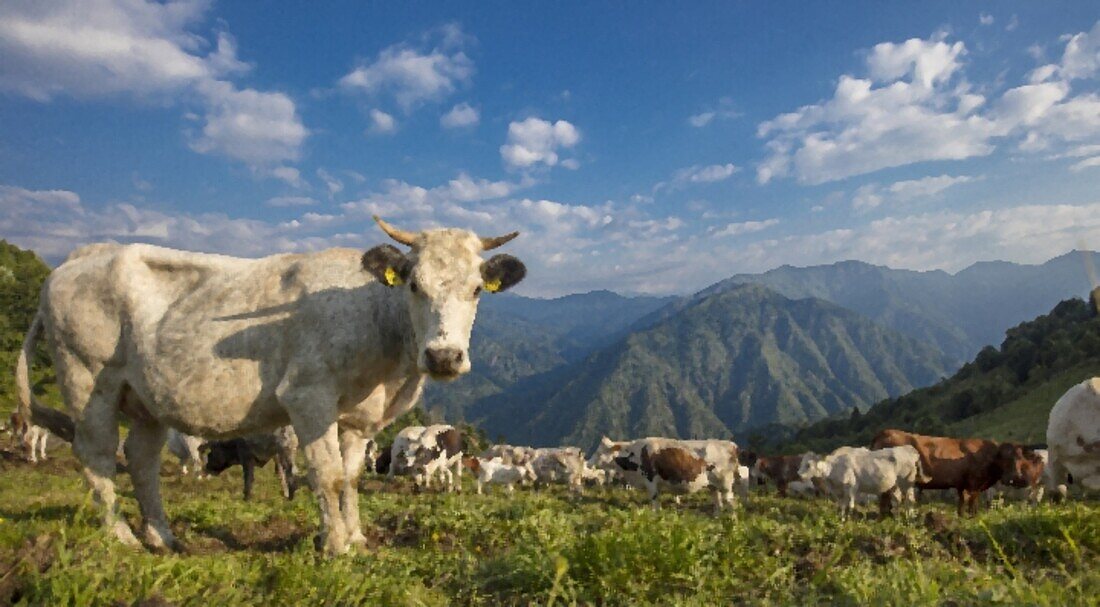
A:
[[210, 281, 406, 445]]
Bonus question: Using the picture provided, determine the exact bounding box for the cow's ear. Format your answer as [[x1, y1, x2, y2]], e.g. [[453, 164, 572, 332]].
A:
[[363, 245, 409, 287], [481, 254, 526, 293]]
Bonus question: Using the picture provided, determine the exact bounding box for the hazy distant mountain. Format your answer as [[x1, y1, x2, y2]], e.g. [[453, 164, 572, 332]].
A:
[[420, 290, 675, 420], [688, 251, 1100, 363], [469, 284, 953, 449]]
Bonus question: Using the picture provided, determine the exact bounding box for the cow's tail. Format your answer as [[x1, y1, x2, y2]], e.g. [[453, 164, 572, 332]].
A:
[[15, 311, 76, 443]]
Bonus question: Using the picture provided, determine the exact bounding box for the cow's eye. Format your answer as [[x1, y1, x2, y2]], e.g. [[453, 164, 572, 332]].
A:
[[409, 281, 419, 294], [473, 286, 482, 297]]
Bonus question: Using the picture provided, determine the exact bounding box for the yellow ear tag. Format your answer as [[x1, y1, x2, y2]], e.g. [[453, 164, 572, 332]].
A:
[[384, 267, 404, 286], [484, 278, 502, 293]]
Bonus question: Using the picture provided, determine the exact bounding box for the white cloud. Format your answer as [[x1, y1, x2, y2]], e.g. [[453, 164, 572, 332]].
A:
[[440, 102, 479, 128], [1070, 156, 1100, 171], [270, 166, 305, 188], [0, 1, 307, 172], [688, 99, 740, 128], [0, 184, 307, 263], [1060, 21, 1100, 80], [979, 13, 994, 26], [189, 80, 308, 166], [757, 35, 994, 185], [560, 158, 581, 170], [673, 163, 739, 184], [689, 112, 715, 127], [0, 0, 213, 100], [711, 218, 779, 237], [500, 117, 581, 169], [316, 168, 344, 197], [339, 26, 474, 111], [265, 196, 318, 207], [853, 174, 978, 211], [757, 24, 1100, 184], [368, 108, 397, 134]]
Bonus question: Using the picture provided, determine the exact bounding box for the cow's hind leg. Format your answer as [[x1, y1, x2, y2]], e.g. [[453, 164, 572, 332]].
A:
[[338, 428, 369, 548], [69, 375, 140, 547], [124, 418, 178, 551]]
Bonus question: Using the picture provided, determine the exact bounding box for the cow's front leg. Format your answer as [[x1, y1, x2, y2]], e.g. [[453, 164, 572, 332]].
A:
[[339, 427, 369, 549], [284, 394, 348, 556]]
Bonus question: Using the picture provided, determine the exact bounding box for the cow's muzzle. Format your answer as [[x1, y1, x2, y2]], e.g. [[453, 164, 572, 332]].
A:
[[424, 347, 465, 379]]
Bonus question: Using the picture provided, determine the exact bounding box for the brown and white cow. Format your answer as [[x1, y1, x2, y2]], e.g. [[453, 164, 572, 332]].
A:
[[611, 437, 740, 512], [871, 429, 1044, 516], [752, 454, 809, 497]]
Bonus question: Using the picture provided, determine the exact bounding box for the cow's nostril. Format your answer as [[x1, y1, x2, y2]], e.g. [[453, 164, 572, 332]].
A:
[[424, 348, 464, 375]]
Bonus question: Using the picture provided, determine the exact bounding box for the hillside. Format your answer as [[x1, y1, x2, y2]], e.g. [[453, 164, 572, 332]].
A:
[[369, 291, 673, 422], [690, 252, 1100, 363], [0, 240, 53, 414], [772, 295, 1100, 453], [470, 284, 953, 449]]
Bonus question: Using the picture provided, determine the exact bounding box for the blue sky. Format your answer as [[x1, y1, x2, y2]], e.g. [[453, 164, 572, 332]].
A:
[[3, 1, 1100, 296]]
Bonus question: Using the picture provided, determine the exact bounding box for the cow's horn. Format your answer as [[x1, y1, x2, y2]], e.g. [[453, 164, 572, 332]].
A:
[[373, 216, 417, 246], [480, 231, 520, 250]]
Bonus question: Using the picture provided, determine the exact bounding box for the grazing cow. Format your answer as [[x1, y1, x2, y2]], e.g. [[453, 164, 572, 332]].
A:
[[482, 444, 538, 466], [202, 426, 299, 501], [389, 425, 464, 491], [166, 429, 205, 478], [1046, 378, 1100, 499], [871, 429, 1043, 516], [9, 412, 49, 463], [611, 437, 740, 512], [988, 448, 1047, 506], [753, 454, 808, 496], [803, 446, 926, 519], [587, 437, 629, 472], [389, 426, 428, 479], [363, 438, 380, 475], [464, 457, 536, 494], [530, 447, 587, 493], [14, 217, 526, 554]]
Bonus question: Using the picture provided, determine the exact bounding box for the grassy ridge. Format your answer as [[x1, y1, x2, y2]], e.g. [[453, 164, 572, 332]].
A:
[[1, 446, 1097, 606], [773, 297, 1100, 454]]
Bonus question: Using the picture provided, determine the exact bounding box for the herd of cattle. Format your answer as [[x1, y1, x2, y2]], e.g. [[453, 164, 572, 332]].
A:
[[8, 218, 1100, 556], [9, 390, 1095, 524]]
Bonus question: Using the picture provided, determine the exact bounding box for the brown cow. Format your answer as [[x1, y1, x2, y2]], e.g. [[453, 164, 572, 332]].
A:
[[752, 455, 805, 497], [871, 429, 1044, 515]]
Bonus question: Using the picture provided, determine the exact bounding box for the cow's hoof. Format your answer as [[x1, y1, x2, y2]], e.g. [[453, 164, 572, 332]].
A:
[[314, 532, 350, 557], [143, 524, 180, 553], [348, 531, 370, 550], [111, 521, 142, 548]]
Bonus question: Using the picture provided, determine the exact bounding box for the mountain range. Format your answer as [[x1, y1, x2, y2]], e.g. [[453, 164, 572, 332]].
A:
[[439, 251, 1100, 448]]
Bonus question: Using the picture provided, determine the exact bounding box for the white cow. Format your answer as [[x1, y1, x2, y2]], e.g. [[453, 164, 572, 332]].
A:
[[804, 446, 926, 519], [15, 217, 526, 555], [465, 457, 536, 494], [166, 429, 205, 478], [530, 447, 588, 493], [9, 412, 49, 463], [482, 444, 538, 466], [1046, 378, 1100, 498], [389, 426, 428, 479]]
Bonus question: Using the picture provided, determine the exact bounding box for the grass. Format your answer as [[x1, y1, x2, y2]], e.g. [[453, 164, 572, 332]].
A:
[[0, 441, 1098, 606]]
